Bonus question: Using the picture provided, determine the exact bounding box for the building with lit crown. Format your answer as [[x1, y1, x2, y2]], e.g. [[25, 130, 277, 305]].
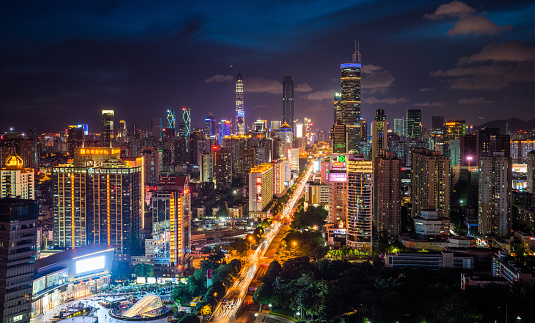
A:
[[1, 154, 34, 200], [236, 73, 245, 135], [339, 45, 362, 153], [102, 110, 114, 148]]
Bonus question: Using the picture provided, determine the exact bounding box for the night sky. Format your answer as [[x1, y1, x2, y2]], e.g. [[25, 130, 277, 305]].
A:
[[1, 0, 534, 134]]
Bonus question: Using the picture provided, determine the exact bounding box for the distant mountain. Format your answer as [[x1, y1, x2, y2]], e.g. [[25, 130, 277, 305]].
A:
[[475, 117, 535, 133]]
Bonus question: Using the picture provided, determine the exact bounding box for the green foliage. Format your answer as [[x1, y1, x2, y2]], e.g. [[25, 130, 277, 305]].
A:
[[177, 313, 200, 323], [282, 230, 325, 258], [134, 263, 154, 277], [291, 205, 327, 230]]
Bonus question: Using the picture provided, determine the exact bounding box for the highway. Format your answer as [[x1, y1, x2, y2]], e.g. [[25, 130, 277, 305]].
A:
[[210, 162, 316, 322]]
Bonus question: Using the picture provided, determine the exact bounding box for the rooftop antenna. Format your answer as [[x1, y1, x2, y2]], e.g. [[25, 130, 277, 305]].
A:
[[352, 40, 361, 63]]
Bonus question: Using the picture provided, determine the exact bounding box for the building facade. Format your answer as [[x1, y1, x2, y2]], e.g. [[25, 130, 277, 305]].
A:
[[0, 154, 34, 200], [346, 157, 373, 250], [282, 75, 294, 130]]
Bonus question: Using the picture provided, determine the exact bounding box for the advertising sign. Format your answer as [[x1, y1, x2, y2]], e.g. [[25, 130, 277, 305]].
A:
[[330, 154, 347, 171], [76, 256, 105, 274], [329, 172, 347, 182], [136, 277, 146, 284]]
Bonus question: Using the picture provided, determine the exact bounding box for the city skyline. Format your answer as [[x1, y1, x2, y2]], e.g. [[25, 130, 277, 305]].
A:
[[1, 0, 534, 133]]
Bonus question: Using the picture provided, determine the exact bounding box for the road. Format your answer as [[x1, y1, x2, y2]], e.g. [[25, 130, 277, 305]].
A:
[[210, 162, 315, 322]]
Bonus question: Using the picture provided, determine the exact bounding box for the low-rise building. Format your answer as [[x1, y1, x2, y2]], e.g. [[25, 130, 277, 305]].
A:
[[385, 251, 474, 269]]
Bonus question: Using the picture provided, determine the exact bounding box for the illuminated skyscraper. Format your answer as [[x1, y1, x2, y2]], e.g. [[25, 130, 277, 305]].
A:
[[373, 150, 401, 237], [346, 157, 373, 250], [249, 164, 274, 213], [167, 109, 176, 132], [152, 118, 162, 138], [406, 109, 422, 140], [236, 73, 245, 135], [371, 109, 387, 159], [117, 120, 127, 144], [218, 119, 231, 145], [205, 112, 217, 138], [179, 108, 191, 141], [102, 110, 114, 147], [214, 147, 232, 190], [331, 121, 347, 154], [283, 75, 294, 129], [393, 118, 406, 137], [340, 42, 362, 153], [0, 154, 34, 200], [67, 125, 85, 156], [333, 92, 342, 123], [478, 153, 512, 237]]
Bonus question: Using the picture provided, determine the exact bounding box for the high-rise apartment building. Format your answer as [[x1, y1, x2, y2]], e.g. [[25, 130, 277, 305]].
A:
[[53, 148, 143, 259], [373, 150, 401, 238], [477, 128, 510, 158], [282, 75, 294, 130], [236, 73, 245, 135], [200, 152, 214, 184], [410, 149, 450, 218], [271, 121, 281, 131], [214, 148, 232, 190], [0, 199, 38, 323], [346, 157, 373, 250], [0, 133, 37, 170], [340, 44, 362, 153], [331, 121, 347, 154], [0, 154, 34, 200], [328, 154, 348, 228], [102, 110, 114, 147], [141, 146, 162, 185], [406, 109, 422, 140], [431, 116, 444, 152], [478, 153, 512, 237], [371, 109, 387, 159], [249, 164, 274, 214], [528, 151, 535, 194]]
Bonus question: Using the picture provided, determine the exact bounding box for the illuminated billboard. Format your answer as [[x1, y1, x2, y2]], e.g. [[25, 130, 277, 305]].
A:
[[76, 256, 105, 274], [329, 172, 347, 182]]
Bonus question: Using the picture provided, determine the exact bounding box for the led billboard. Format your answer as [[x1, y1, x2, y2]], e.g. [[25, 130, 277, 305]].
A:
[[329, 172, 347, 182], [76, 256, 105, 274]]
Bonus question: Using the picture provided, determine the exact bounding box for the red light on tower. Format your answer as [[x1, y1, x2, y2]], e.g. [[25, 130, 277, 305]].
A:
[[212, 145, 218, 152]]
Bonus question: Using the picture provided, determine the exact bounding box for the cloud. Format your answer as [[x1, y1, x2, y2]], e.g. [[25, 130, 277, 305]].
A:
[[252, 104, 267, 110], [245, 77, 282, 94], [303, 90, 336, 101], [447, 15, 510, 36], [361, 65, 395, 93], [458, 97, 493, 104], [461, 41, 535, 63], [418, 88, 435, 92], [414, 101, 446, 107], [295, 83, 313, 92], [366, 96, 409, 104], [204, 74, 233, 83], [425, 1, 475, 20]]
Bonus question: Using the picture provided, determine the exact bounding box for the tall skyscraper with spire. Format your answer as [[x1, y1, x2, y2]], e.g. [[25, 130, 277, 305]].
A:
[[283, 75, 294, 130], [340, 42, 362, 153], [236, 73, 245, 135]]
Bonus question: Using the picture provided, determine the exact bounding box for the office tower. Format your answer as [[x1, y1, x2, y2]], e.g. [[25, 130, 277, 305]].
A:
[[102, 110, 114, 147], [448, 140, 461, 166], [179, 108, 191, 141], [141, 146, 162, 185], [151, 118, 162, 138], [478, 153, 512, 237], [173, 137, 188, 165], [295, 123, 304, 138], [214, 147, 232, 190], [67, 125, 85, 156], [340, 43, 362, 153], [200, 153, 214, 183], [371, 109, 387, 159], [411, 149, 451, 218], [205, 112, 217, 138], [249, 164, 274, 214], [0, 199, 38, 323], [236, 73, 245, 135], [444, 120, 465, 143], [333, 92, 342, 123], [288, 148, 299, 172], [406, 109, 422, 140], [278, 122, 293, 157], [0, 132, 37, 170], [431, 116, 444, 152], [346, 157, 373, 250], [373, 150, 401, 238], [283, 75, 294, 129], [271, 159, 285, 197], [328, 154, 348, 227], [218, 119, 231, 145], [331, 121, 348, 153], [0, 154, 34, 199], [393, 118, 406, 137], [527, 151, 535, 194], [254, 119, 266, 133], [53, 148, 143, 258], [511, 140, 535, 164], [476, 128, 510, 158], [167, 109, 176, 135], [152, 176, 190, 266], [271, 121, 281, 131], [460, 134, 478, 166], [117, 120, 127, 143]]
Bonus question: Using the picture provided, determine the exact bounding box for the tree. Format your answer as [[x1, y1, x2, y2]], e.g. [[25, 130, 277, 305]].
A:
[[134, 263, 154, 277], [178, 314, 200, 323]]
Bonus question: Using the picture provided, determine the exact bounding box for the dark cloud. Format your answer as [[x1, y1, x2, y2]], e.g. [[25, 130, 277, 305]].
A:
[[447, 15, 511, 36], [461, 41, 535, 63], [424, 1, 475, 20], [205, 74, 234, 83]]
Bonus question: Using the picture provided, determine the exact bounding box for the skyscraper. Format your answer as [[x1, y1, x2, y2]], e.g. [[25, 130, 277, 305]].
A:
[[528, 151, 535, 194], [151, 118, 162, 138], [340, 42, 362, 153], [373, 150, 401, 238], [393, 118, 406, 137], [0, 154, 34, 200], [181, 107, 191, 142], [167, 109, 176, 133], [0, 199, 38, 323], [346, 157, 373, 250], [410, 149, 450, 218], [205, 112, 217, 138], [328, 154, 348, 228], [371, 109, 387, 159], [478, 153, 512, 237], [331, 121, 347, 154], [236, 73, 245, 135], [102, 110, 114, 147], [406, 109, 422, 140], [214, 147, 232, 190], [283, 75, 294, 129], [333, 92, 342, 123], [67, 125, 85, 156], [431, 116, 444, 152]]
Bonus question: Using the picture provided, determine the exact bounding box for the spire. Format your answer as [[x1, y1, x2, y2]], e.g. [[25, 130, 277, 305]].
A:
[[352, 40, 361, 63]]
